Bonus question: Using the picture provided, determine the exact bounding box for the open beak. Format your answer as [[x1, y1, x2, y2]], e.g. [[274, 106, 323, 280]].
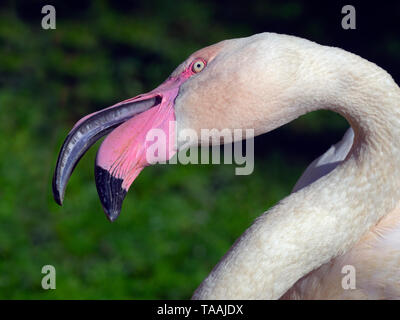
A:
[[53, 77, 183, 222]]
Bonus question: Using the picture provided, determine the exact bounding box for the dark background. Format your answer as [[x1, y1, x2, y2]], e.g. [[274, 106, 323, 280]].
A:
[[0, 0, 398, 298]]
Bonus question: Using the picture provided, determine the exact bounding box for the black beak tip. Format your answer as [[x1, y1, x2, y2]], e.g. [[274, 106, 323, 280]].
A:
[[54, 193, 63, 206], [95, 165, 127, 222], [104, 208, 120, 223], [52, 175, 64, 206]]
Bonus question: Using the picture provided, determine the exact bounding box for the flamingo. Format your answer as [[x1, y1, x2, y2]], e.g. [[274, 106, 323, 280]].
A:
[[52, 33, 400, 299]]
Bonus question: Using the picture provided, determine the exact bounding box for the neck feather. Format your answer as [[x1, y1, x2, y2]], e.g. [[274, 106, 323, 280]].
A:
[[193, 46, 400, 299]]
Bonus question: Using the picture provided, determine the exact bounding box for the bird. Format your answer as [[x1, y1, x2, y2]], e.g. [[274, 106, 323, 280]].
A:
[[52, 33, 400, 299]]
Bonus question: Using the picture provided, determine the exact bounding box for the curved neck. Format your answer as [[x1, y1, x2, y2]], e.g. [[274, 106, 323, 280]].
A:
[[193, 48, 400, 299]]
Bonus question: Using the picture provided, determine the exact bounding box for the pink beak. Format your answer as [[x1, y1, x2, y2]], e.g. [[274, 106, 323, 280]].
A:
[[53, 73, 190, 221]]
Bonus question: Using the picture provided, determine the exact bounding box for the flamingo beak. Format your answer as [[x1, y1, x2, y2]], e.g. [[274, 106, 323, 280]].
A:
[[53, 76, 185, 222]]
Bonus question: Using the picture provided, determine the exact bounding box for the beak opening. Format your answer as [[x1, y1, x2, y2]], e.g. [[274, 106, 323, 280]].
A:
[[52, 95, 162, 207]]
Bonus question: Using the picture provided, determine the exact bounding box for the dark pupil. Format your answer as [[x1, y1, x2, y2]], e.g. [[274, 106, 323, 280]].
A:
[[196, 63, 201, 68]]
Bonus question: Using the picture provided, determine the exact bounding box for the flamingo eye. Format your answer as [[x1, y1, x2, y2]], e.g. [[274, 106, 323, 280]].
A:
[[192, 59, 206, 73]]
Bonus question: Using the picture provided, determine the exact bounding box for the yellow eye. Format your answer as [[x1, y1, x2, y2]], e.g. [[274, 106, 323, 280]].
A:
[[192, 59, 206, 73]]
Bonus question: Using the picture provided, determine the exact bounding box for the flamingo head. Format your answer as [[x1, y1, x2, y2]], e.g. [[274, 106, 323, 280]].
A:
[[53, 33, 306, 221], [52, 39, 230, 221]]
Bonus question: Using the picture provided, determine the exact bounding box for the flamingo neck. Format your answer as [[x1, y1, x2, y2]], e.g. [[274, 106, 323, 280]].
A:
[[193, 46, 400, 299]]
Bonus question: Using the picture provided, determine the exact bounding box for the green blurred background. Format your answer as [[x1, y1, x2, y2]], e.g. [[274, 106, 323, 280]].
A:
[[0, 0, 398, 299]]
